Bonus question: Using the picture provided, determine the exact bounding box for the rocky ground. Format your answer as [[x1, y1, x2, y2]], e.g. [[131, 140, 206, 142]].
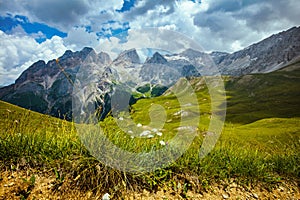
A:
[[0, 170, 299, 200]]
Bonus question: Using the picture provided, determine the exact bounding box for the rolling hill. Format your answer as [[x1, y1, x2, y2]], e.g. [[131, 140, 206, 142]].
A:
[[0, 58, 299, 198]]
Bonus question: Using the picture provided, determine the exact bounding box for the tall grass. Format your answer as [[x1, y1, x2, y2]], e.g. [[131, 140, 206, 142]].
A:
[[0, 68, 299, 196], [0, 100, 299, 197]]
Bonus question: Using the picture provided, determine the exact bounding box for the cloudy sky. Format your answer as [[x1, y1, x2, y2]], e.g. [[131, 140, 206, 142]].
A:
[[0, 0, 299, 86]]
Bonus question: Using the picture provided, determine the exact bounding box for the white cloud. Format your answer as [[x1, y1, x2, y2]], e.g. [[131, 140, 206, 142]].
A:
[[63, 27, 99, 50], [120, 1, 208, 51], [122, 0, 300, 52], [0, 0, 124, 32], [8, 25, 47, 41], [0, 30, 67, 86], [98, 27, 204, 60], [8, 25, 27, 36], [1, 0, 299, 86], [2, 0, 299, 54], [0, 25, 104, 86], [193, 0, 300, 52]]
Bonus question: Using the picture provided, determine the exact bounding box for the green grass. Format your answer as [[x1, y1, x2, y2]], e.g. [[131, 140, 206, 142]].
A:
[[0, 67, 299, 197], [225, 68, 300, 124]]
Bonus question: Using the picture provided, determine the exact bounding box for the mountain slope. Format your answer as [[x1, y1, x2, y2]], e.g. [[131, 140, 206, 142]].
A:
[[1, 81, 299, 199], [224, 62, 300, 124], [0, 27, 299, 119], [216, 26, 300, 75], [0, 47, 111, 119], [133, 61, 300, 125]]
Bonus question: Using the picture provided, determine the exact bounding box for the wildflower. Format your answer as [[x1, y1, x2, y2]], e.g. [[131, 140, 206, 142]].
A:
[[151, 128, 158, 132], [102, 193, 110, 200], [140, 130, 151, 137], [156, 132, 163, 136], [147, 134, 154, 138], [128, 130, 133, 134], [119, 117, 124, 121], [159, 140, 166, 146], [173, 110, 183, 116], [137, 123, 142, 127]]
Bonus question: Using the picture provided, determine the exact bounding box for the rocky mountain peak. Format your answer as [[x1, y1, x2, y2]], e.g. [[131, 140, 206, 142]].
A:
[[81, 47, 98, 60], [81, 47, 94, 55], [114, 48, 140, 64], [210, 51, 230, 64], [15, 60, 46, 85], [62, 50, 73, 57], [180, 48, 205, 59], [0, 26, 299, 121], [146, 52, 168, 64], [98, 52, 112, 65]]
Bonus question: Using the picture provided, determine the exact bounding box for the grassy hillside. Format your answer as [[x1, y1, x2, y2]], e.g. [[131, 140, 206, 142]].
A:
[[225, 69, 300, 124], [0, 65, 299, 198]]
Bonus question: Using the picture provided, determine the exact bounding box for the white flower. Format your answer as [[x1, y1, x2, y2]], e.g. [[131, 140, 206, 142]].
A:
[[137, 123, 142, 127], [140, 130, 151, 136], [151, 128, 158, 132], [181, 111, 189, 117], [173, 110, 182, 116], [119, 117, 124, 121], [156, 132, 163, 136], [147, 134, 154, 138], [102, 193, 110, 200], [128, 130, 133, 134], [159, 140, 166, 146]]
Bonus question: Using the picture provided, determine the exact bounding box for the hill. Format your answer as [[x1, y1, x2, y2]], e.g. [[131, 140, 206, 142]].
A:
[[0, 61, 299, 198]]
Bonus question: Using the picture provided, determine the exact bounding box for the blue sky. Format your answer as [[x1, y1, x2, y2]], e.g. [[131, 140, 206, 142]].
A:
[[0, 0, 299, 86], [0, 14, 67, 43]]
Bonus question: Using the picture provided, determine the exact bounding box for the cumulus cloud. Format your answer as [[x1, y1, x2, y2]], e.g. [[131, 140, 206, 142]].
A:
[[124, 0, 176, 20], [7, 25, 47, 42], [2, 0, 299, 52], [0, 0, 26, 15], [118, 0, 300, 52], [193, 0, 300, 52], [23, 0, 90, 29], [0, 0, 124, 31], [98, 27, 205, 60], [0, 30, 67, 86], [120, 1, 213, 51], [63, 27, 99, 50], [233, 0, 300, 31], [1, 0, 299, 85]]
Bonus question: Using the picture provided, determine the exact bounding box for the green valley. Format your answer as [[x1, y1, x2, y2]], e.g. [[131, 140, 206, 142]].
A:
[[0, 62, 299, 199]]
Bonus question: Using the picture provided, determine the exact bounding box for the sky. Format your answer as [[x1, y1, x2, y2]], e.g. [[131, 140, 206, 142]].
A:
[[0, 0, 299, 86]]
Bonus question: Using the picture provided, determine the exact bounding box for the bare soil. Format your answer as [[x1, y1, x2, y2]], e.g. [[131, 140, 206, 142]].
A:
[[0, 170, 299, 200]]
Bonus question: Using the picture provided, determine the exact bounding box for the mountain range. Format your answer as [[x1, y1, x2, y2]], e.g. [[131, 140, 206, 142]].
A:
[[0, 26, 299, 120]]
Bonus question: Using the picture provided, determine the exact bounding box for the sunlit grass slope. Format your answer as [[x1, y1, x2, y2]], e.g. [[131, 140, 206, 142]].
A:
[[0, 64, 299, 196]]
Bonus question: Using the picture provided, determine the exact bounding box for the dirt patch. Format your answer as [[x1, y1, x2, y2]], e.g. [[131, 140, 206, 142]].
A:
[[0, 170, 299, 199], [0, 170, 92, 200], [123, 182, 300, 200]]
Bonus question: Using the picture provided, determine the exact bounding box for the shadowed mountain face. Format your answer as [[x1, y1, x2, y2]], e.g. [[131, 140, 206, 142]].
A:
[[0, 47, 112, 119], [0, 26, 299, 120]]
